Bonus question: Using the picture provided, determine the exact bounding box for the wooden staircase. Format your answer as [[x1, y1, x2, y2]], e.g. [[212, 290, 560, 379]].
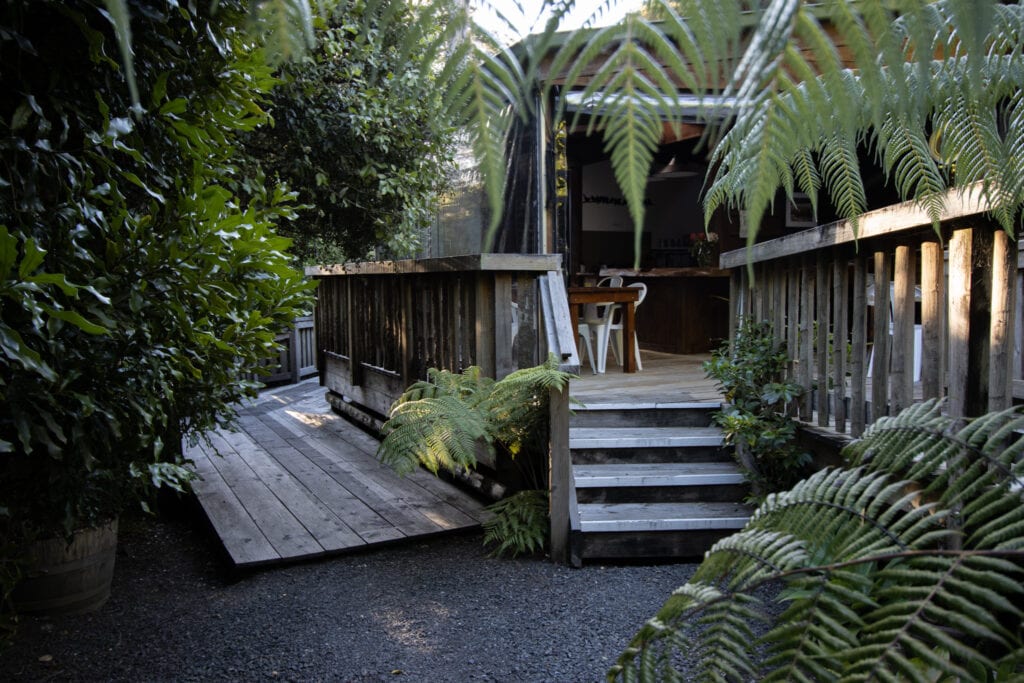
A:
[[566, 402, 752, 565]]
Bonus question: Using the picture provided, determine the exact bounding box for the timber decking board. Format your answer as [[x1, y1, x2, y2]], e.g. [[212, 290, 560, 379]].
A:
[[188, 379, 488, 567]]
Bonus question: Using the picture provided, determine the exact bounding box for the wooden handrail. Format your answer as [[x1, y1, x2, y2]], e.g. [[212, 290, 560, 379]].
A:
[[719, 184, 1018, 438], [720, 184, 988, 268]]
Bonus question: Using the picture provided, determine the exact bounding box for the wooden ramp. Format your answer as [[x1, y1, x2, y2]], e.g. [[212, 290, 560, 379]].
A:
[[185, 380, 489, 567]]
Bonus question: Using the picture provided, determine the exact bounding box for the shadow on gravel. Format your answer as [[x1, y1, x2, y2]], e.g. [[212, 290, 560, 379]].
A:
[[1, 494, 697, 682]]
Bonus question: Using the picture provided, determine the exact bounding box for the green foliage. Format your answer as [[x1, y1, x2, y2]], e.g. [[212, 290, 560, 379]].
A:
[[0, 0, 311, 544], [704, 320, 810, 499], [378, 356, 574, 555], [610, 399, 1024, 681], [482, 489, 549, 558], [241, 0, 458, 263]]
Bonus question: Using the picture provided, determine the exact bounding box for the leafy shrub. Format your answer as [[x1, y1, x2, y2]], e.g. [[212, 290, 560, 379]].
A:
[[0, 1, 311, 543], [703, 320, 811, 499]]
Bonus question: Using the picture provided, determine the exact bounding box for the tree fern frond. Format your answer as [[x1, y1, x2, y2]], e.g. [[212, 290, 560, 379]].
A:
[[877, 114, 947, 229], [817, 131, 867, 226], [482, 489, 548, 557], [378, 394, 490, 475]]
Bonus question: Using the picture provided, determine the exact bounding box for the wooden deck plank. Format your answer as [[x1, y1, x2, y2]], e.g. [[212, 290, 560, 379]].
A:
[[186, 443, 281, 566], [204, 431, 326, 561], [216, 427, 367, 553], [239, 416, 405, 545], [258, 409, 483, 531]]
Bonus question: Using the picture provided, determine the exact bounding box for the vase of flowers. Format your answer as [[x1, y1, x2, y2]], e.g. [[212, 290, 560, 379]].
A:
[[689, 231, 720, 267]]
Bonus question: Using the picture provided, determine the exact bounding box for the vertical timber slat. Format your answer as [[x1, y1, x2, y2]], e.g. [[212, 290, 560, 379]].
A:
[[816, 258, 830, 427], [871, 251, 891, 421], [948, 229, 972, 421], [832, 257, 848, 433], [921, 241, 944, 400], [989, 229, 1015, 411], [891, 245, 915, 414], [850, 256, 867, 436]]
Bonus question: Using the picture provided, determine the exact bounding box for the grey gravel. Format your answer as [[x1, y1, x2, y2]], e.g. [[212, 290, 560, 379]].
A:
[[1, 502, 697, 682]]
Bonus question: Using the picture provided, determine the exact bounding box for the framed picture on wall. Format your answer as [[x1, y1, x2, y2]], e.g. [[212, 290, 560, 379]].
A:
[[786, 192, 816, 228]]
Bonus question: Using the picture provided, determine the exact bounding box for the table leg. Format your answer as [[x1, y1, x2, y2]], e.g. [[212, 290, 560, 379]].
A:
[[624, 302, 636, 373]]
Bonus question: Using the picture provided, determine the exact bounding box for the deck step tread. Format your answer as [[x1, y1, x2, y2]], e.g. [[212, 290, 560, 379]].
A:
[[570, 426, 723, 449], [574, 462, 746, 488], [578, 502, 752, 533]]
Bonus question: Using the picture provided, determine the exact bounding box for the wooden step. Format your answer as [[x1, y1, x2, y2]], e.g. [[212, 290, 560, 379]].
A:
[[577, 501, 751, 533], [569, 402, 721, 428], [569, 426, 723, 449], [574, 462, 744, 488], [574, 462, 748, 504]]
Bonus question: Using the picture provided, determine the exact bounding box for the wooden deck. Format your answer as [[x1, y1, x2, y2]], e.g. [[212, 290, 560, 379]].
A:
[[570, 350, 722, 405], [185, 379, 490, 567]]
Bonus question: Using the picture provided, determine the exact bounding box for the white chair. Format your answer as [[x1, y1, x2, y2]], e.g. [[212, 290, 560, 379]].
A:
[[577, 277, 621, 374], [606, 282, 647, 371]]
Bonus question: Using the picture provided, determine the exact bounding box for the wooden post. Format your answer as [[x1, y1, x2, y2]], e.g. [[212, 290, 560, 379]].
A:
[[494, 274, 514, 379], [948, 228, 972, 421], [787, 261, 800, 414], [920, 240, 945, 400], [816, 258, 830, 427], [989, 228, 1016, 411], [851, 256, 867, 436], [548, 385, 572, 564], [832, 257, 849, 433], [729, 269, 741, 352], [967, 227, 994, 415], [891, 244, 916, 414], [475, 272, 496, 377], [871, 251, 891, 421], [799, 256, 814, 422]]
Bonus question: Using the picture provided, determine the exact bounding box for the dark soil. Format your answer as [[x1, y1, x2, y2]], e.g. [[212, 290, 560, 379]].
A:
[[0, 500, 696, 682]]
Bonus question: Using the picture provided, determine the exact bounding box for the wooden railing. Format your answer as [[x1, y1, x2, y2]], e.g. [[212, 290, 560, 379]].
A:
[[720, 186, 1019, 438], [307, 254, 567, 418], [252, 315, 318, 386]]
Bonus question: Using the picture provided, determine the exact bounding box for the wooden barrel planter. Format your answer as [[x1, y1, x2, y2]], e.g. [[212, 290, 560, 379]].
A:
[[11, 519, 118, 616]]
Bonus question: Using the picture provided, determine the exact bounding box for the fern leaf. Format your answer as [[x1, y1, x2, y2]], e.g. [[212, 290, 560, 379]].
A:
[[482, 489, 548, 557]]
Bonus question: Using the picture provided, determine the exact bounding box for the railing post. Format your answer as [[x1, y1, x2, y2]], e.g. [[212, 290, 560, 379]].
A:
[[816, 258, 830, 426], [892, 244, 916, 414], [871, 250, 891, 422], [832, 256, 849, 433], [850, 256, 867, 436], [921, 240, 945, 400], [990, 228, 1016, 411], [948, 228, 972, 421], [548, 385, 572, 565], [799, 256, 814, 421]]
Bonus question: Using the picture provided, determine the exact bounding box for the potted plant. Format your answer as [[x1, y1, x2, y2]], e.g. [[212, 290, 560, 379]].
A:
[[0, 1, 312, 616]]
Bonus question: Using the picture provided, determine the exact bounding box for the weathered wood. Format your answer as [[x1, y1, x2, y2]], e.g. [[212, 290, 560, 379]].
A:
[[728, 269, 740, 350], [494, 273, 514, 378], [786, 262, 800, 418], [948, 228, 972, 420], [990, 229, 1016, 411], [549, 385, 573, 564], [323, 354, 404, 418], [920, 241, 945, 400], [891, 245, 916, 414], [306, 253, 562, 277], [832, 257, 848, 433], [720, 184, 987, 268], [189, 382, 488, 567], [799, 257, 813, 421], [871, 250, 891, 421], [474, 272, 496, 377], [816, 258, 830, 427], [968, 227, 994, 416], [850, 256, 867, 436]]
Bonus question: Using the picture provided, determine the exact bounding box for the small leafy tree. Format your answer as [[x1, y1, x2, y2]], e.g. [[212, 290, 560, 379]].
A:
[[611, 399, 1024, 681], [704, 320, 810, 499], [377, 357, 574, 556], [241, 0, 458, 264]]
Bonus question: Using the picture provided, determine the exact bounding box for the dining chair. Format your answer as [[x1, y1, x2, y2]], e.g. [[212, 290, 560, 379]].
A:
[[577, 276, 622, 374], [606, 282, 647, 371]]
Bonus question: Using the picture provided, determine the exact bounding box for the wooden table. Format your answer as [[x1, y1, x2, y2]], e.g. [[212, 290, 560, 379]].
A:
[[568, 286, 641, 373]]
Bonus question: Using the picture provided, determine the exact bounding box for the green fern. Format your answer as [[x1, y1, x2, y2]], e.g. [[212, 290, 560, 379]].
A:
[[378, 356, 574, 554], [482, 489, 549, 558], [611, 400, 1024, 682]]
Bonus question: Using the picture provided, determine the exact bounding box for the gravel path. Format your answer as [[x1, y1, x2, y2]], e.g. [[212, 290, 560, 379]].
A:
[[1, 502, 697, 682]]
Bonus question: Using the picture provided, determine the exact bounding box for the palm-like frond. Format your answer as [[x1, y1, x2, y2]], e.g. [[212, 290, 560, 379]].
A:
[[482, 488, 549, 557], [611, 400, 1024, 682], [378, 393, 490, 475]]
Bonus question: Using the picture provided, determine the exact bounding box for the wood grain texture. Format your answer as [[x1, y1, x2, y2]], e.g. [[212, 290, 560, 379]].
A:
[[187, 380, 488, 567]]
